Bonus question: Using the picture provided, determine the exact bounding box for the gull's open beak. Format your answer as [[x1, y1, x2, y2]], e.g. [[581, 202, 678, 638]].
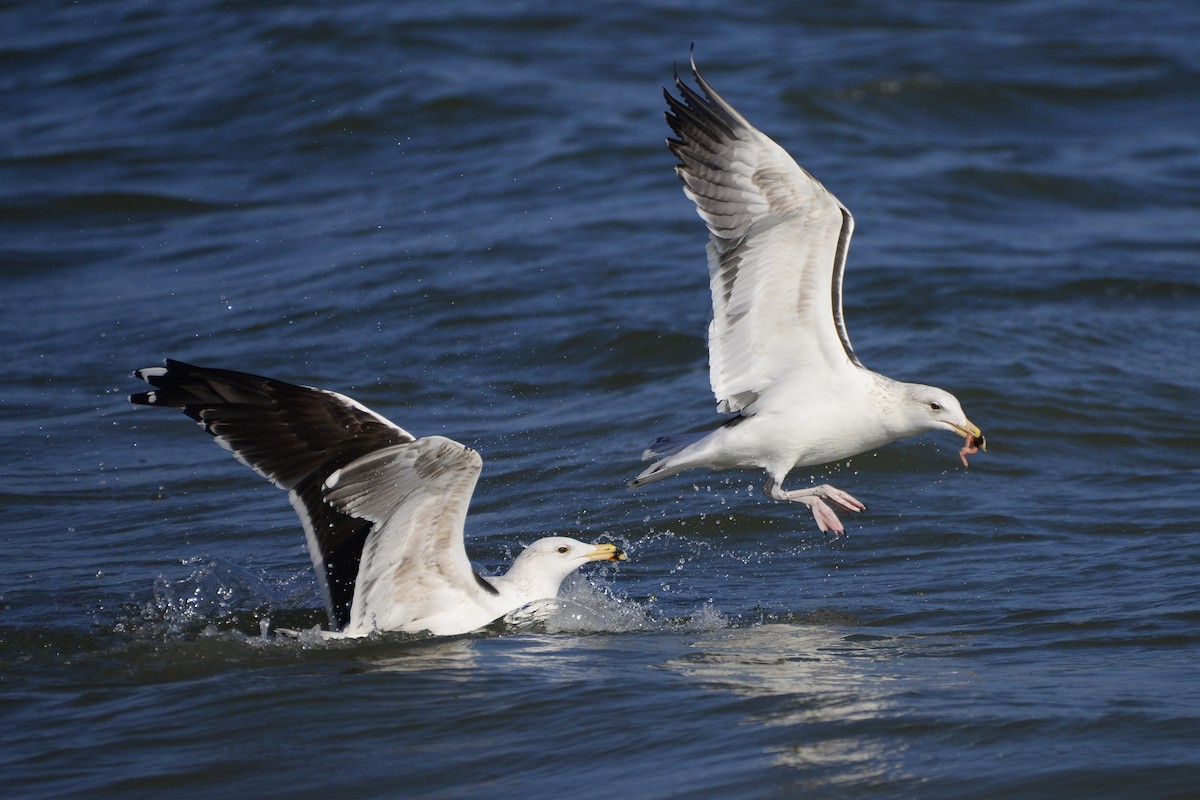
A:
[[587, 543, 628, 562], [950, 419, 986, 451]]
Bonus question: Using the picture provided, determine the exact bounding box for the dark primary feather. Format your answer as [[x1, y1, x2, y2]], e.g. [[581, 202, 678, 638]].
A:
[[130, 359, 415, 630]]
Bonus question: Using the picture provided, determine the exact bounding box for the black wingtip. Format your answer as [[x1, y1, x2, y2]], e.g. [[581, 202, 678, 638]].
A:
[[670, 44, 701, 93]]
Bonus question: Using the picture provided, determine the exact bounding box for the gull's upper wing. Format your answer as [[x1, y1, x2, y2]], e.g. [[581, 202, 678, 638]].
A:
[[665, 56, 863, 415], [130, 359, 416, 630], [323, 435, 491, 635]]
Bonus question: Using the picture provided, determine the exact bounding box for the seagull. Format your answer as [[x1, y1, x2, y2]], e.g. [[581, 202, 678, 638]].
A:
[[130, 360, 626, 637], [631, 56, 985, 533]]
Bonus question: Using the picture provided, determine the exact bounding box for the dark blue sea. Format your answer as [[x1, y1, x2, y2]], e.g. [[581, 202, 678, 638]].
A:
[[4, 1, 1199, 797]]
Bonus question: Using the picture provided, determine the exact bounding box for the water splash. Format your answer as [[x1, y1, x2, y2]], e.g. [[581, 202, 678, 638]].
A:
[[144, 556, 319, 638], [508, 572, 729, 635]]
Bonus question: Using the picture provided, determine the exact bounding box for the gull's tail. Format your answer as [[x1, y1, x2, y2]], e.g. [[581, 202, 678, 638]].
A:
[[629, 432, 703, 488]]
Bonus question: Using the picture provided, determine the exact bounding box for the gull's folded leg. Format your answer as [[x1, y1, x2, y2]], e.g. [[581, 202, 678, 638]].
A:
[[807, 496, 844, 534], [814, 485, 866, 514], [763, 477, 866, 534]]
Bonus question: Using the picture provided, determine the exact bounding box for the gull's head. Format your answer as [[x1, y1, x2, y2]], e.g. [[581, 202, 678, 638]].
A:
[[509, 536, 628, 590], [900, 383, 984, 448]]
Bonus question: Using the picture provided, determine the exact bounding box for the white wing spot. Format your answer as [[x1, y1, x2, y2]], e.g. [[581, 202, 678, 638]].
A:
[[324, 468, 343, 490]]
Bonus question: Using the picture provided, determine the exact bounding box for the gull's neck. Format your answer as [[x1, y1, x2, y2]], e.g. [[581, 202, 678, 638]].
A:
[[491, 551, 570, 606], [871, 374, 929, 440]]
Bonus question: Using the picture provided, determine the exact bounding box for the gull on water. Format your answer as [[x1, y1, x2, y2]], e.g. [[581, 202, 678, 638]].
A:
[[631, 57, 985, 533], [130, 360, 626, 637]]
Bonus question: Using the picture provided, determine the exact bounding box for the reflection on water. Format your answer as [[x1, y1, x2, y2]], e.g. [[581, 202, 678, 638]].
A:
[[354, 630, 632, 685], [355, 637, 485, 677], [666, 624, 914, 778], [355, 608, 721, 682], [667, 624, 899, 706]]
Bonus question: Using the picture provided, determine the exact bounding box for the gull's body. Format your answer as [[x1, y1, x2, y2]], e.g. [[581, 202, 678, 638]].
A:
[[631, 58, 983, 533], [131, 360, 624, 637]]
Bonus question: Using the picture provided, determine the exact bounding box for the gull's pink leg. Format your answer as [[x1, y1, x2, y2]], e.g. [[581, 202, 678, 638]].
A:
[[763, 477, 866, 534], [806, 497, 845, 534]]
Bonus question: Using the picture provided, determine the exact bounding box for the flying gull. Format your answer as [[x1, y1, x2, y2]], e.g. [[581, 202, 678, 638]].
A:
[[130, 360, 626, 637], [631, 57, 985, 533]]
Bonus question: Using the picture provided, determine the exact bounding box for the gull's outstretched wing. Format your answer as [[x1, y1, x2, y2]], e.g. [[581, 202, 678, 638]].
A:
[[130, 359, 417, 630], [665, 56, 863, 415]]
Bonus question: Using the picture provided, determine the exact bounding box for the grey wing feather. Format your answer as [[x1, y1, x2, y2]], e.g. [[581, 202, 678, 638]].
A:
[[326, 436, 488, 634]]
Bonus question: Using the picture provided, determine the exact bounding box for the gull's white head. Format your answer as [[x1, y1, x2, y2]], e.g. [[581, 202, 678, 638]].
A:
[[525, 536, 627, 573], [899, 383, 984, 446], [504, 536, 627, 598]]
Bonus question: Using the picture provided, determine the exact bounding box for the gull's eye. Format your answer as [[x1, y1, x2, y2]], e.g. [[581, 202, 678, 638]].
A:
[[929, 402, 942, 411], [557, 545, 570, 554]]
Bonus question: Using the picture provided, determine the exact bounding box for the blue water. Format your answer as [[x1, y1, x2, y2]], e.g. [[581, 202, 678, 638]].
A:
[[4, 1, 1199, 797]]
